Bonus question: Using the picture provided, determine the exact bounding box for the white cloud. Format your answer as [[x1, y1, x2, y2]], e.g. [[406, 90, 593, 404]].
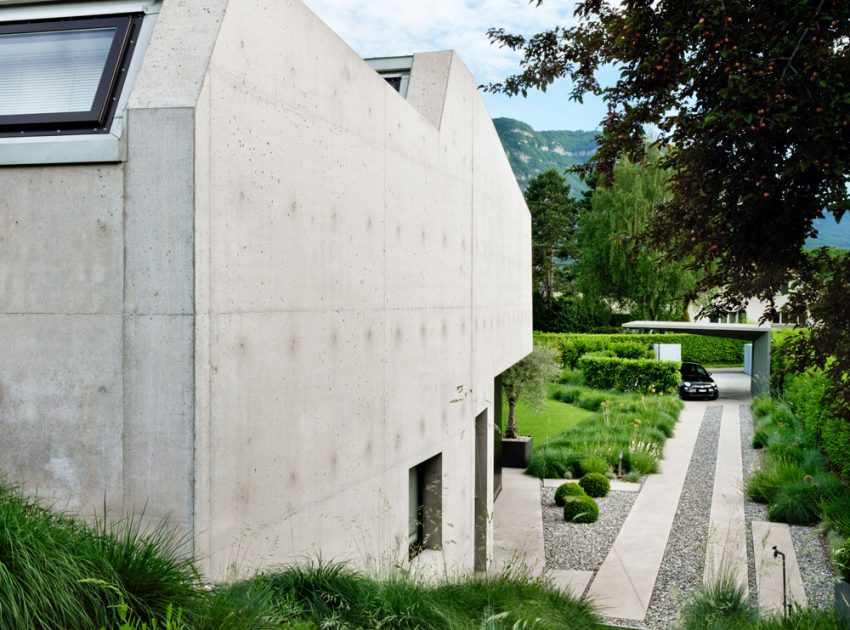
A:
[[302, 0, 579, 85]]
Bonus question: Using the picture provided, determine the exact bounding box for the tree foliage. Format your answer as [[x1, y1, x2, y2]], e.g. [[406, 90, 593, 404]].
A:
[[486, 0, 850, 422], [501, 344, 560, 439], [576, 153, 697, 320], [525, 169, 579, 304]]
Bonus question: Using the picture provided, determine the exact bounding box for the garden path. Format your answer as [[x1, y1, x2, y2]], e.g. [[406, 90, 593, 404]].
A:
[[491, 370, 810, 625]]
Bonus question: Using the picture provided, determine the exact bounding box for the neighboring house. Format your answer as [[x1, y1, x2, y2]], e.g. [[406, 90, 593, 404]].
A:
[[688, 294, 799, 327], [0, 0, 531, 580]]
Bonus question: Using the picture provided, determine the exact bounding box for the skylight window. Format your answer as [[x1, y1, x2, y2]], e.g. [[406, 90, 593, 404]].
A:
[[0, 14, 143, 137]]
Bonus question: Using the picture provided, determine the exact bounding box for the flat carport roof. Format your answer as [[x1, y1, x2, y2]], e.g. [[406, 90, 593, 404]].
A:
[[622, 321, 772, 397]]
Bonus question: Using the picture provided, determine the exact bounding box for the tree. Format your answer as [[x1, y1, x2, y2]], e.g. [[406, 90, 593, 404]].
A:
[[501, 344, 560, 439], [575, 153, 698, 320], [486, 0, 850, 420], [525, 169, 579, 305]]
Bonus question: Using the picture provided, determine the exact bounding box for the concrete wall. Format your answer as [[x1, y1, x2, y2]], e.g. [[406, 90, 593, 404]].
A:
[[0, 165, 125, 515], [0, 0, 530, 581], [192, 0, 530, 579]]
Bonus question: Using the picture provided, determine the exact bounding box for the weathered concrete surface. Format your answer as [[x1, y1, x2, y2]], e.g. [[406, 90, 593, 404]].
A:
[[190, 0, 530, 580], [0, 0, 530, 583], [492, 469, 546, 576], [704, 403, 748, 593], [586, 400, 707, 620]]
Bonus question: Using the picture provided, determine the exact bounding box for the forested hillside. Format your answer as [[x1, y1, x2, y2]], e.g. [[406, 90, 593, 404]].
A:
[[493, 117, 596, 195]]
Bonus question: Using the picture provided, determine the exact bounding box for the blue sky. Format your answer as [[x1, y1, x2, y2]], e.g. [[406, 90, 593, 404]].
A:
[[301, 0, 608, 131]]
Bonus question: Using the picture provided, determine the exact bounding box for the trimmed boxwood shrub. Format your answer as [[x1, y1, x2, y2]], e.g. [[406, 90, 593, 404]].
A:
[[563, 495, 599, 523], [554, 482, 586, 507], [535, 332, 745, 368], [578, 354, 679, 394], [610, 341, 653, 359], [579, 472, 610, 498]]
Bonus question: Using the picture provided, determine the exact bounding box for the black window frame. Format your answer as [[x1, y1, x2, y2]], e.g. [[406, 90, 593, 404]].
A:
[[0, 13, 144, 137]]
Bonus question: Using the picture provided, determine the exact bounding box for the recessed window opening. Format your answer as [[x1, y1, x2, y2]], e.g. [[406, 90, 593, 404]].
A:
[[408, 453, 442, 559], [365, 55, 413, 98], [0, 13, 143, 137]]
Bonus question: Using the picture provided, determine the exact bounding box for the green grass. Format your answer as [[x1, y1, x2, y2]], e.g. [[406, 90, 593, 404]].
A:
[[504, 384, 596, 445], [678, 571, 847, 629], [0, 482, 602, 629], [526, 384, 683, 479], [747, 394, 850, 531]]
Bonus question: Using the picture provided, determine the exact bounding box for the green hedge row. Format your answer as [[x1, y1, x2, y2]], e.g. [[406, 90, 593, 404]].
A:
[[578, 354, 680, 394], [535, 332, 745, 368]]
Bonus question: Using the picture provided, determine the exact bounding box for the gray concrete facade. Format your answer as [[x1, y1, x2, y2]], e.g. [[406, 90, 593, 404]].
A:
[[0, 0, 531, 580]]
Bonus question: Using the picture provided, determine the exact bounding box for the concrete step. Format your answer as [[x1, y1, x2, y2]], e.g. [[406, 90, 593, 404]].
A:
[[751, 520, 808, 614]]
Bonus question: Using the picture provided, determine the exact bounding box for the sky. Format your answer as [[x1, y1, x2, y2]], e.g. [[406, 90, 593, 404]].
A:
[[301, 0, 609, 131]]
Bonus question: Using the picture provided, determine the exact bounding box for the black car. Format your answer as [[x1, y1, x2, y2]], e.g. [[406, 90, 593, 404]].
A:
[[678, 362, 719, 400]]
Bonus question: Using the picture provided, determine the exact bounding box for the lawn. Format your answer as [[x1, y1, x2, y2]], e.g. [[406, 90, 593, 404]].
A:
[[503, 384, 596, 446]]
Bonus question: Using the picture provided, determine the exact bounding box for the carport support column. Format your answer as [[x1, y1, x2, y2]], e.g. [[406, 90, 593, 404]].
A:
[[751, 332, 771, 397]]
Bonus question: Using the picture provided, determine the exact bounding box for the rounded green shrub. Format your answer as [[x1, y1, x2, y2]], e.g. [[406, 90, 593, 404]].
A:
[[578, 472, 610, 498], [554, 482, 586, 507], [562, 495, 599, 524]]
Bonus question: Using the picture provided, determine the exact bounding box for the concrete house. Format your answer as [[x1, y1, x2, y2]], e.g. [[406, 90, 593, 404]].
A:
[[0, 0, 531, 579]]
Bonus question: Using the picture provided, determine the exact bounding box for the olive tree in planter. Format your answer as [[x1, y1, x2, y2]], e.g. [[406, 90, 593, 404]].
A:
[[501, 344, 560, 468], [835, 540, 850, 624]]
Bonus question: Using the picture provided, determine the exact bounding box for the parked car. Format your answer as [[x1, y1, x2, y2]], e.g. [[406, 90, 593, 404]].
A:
[[678, 361, 719, 400]]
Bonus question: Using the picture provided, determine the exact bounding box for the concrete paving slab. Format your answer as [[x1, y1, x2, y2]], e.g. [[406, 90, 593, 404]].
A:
[[704, 403, 748, 592], [752, 520, 808, 614], [586, 401, 708, 620], [549, 569, 594, 598], [492, 468, 546, 576]]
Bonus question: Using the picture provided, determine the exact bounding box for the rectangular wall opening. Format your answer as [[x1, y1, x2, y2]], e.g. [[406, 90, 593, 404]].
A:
[[474, 409, 489, 571], [408, 453, 442, 559]]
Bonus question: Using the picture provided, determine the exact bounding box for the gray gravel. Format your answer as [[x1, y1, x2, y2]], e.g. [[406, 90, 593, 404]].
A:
[[541, 486, 637, 571], [538, 401, 837, 629], [640, 405, 721, 630], [740, 404, 836, 611]]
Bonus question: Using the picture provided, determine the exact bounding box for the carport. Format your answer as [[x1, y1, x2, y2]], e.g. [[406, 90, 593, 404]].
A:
[[622, 321, 773, 397]]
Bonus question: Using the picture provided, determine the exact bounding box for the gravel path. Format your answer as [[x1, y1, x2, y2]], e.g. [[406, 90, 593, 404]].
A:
[[640, 405, 721, 629], [539, 400, 837, 628], [541, 486, 637, 571]]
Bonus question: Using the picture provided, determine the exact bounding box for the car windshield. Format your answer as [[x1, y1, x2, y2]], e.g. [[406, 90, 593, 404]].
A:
[[682, 364, 710, 378]]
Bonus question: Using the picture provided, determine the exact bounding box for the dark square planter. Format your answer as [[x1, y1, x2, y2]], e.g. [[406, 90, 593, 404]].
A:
[[836, 580, 850, 625], [501, 436, 533, 468]]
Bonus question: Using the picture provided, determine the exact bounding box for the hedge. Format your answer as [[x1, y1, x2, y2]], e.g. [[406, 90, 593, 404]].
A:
[[578, 353, 680, 394], [535, 332, 745, 368]]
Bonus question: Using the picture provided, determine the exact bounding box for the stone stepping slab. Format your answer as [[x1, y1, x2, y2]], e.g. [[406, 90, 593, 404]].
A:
[[751, 520, 808, 614]]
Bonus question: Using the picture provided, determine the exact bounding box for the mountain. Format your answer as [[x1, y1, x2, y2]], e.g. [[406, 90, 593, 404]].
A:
[[493, 117, 597, 195], [494, 116, 850, 250], [809, 215, 850, 250]]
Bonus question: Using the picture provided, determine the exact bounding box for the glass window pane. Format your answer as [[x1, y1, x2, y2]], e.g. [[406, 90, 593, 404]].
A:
[[0, 28, 116, 116]]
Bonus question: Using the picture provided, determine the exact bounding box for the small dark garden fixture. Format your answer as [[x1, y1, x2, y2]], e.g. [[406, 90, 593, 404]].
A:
[[773, 545, 791, 617]]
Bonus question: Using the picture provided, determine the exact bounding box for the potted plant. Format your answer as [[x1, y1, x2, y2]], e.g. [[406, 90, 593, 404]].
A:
[[835, 539, 850, 623], [500, 344, 559, 468]]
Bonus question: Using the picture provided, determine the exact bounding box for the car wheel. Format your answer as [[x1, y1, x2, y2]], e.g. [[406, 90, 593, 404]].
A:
[[711, 392, 719, 400]]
